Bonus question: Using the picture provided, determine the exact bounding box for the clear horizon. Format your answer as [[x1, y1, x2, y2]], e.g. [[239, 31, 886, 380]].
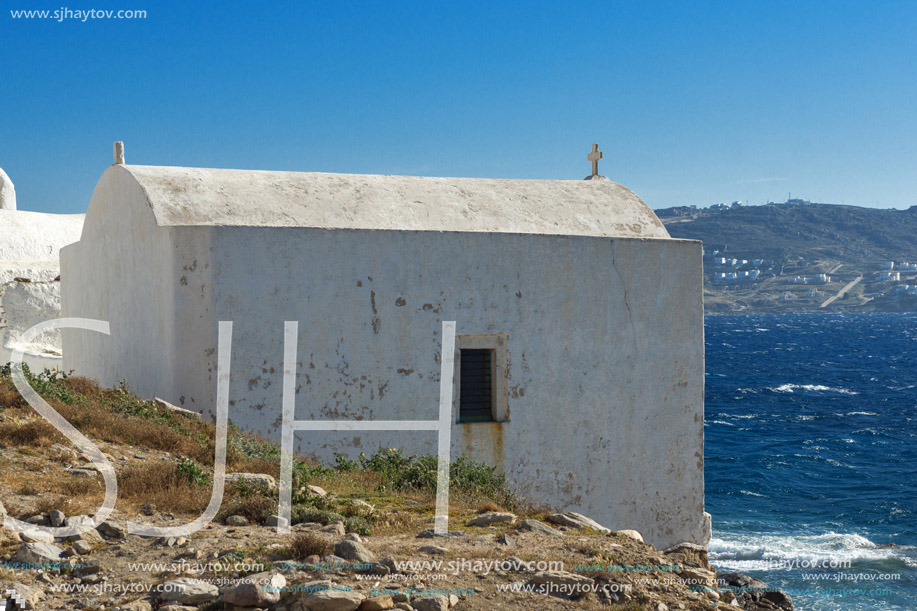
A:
[[2, 1, 916, 214]]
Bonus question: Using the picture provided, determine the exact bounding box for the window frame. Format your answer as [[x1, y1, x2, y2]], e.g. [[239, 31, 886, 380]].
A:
[[455, 333, 509, 423]]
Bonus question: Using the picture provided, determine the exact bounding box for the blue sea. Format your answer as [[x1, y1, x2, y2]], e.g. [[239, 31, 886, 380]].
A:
[[706, 314, 917, 611]]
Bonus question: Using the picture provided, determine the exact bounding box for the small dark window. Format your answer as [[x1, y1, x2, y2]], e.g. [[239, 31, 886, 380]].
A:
[[459, 348, 494, 422]]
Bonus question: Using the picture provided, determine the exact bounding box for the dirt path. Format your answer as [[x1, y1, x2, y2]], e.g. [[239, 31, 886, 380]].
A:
[[821, 276, 862, 308]]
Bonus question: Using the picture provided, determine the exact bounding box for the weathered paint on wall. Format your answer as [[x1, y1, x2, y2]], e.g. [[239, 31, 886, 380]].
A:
[[62, 164, 708, 549]]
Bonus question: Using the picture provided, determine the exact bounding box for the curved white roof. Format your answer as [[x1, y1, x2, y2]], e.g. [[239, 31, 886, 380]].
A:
[[116, 165, 669, 239], [0, 209, 84, 262]]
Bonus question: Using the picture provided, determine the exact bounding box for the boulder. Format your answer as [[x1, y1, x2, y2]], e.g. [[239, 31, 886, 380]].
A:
[[334, 540, 376, 564], [299, 590, 364, 611], [321, 522, 346, 536], [120, 598, 154, 611], [664, 541, 710, 569], [19, 528, 54, 543], [160, 578, 219, 605], [72, 540, 93, 555], [418, 545, 449, 555], [49, 509, 65, 527], [225, 515, 250, 526], [226, 472, 278, 490], [359, 596, 394, 610], [717, 573, 793, 611], [518, 519, 563, 537], [307, 485, 328, 497], [615, 529, 644, 543], [546, 512, 611, 533], [467, 511, 516, 526], [412, 596, 450, 611], [220, 571, 286, 607], [13, 542, 63, 565], [97, 520, 128, 540]]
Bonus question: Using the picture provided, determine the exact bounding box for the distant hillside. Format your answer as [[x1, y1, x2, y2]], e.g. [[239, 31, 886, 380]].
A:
[[656, 203, 917, 263], [654, 202, 917, 313]]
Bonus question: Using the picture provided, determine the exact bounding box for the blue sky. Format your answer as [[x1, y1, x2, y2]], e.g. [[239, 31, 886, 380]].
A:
[[1, 0, 916, 213]]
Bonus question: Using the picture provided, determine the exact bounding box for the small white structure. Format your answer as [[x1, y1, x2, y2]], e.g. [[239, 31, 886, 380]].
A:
[[0, 167, 84, 368], [899, 262, 917, 271], [880, 261, 895, 270], [0, 167, 16, 210], [62, 162, 709, 548], [787, 274, 830, 285], [878, 271, 901, 281]]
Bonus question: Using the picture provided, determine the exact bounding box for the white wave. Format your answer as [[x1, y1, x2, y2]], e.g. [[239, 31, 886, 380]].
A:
[[738, 490, 766, 497], [769, 383, 858, 395], [847, 411, 878, 416], [709, 420, 736, 426], [709, 531, 903, 573]]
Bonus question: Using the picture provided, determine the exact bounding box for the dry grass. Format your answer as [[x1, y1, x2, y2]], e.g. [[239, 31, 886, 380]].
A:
[[117, 461, 212, 514], [475, 501, 504, 513], [220, 493, 275, 524], [290, 532, 332, 560], [0, 383, 23, 408], [0, 417, 63, 447]]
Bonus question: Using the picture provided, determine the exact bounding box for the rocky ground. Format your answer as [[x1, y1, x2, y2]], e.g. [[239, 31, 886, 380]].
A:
[[0, 371, 793, 611]]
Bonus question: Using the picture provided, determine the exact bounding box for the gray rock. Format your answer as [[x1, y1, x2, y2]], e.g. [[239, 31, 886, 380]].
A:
[[97, 520, 128, 540], [518, 519, 564, 537], [72, 540, 93, 555], [717, 573, 793, 611], [321, 521, 346, 536], [159, 578, 219, 605], [467, 511, 516, 526], [19, 528, 54, 543], [49, 509, 66, 527], [334, 540, 376, 564], [299, 589, 364, 611], [225, 515, 249, 526], [307, 484, 328, 497], [154, 397, 203, 420], [412, 596, 450, 611], [419, 545, 449, 555], [140, 503, 156, 516], [663, 541, 710, 568], [13, 542, 64, 565], [546, 512, 611, 533], [24, 514, 49, 526], [225, 472, 277, 490], [615, 529, 644, 543], [72, 560, 101, 575], [264, 515, 281, 527], [497, 533, 514, 546], [219, 571, 285, 606], [65, 515, 94, 529]]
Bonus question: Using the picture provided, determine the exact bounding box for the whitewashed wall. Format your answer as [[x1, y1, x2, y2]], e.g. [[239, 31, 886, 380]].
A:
[[63, 167, 708, 548], [0, 210, 84, 369]]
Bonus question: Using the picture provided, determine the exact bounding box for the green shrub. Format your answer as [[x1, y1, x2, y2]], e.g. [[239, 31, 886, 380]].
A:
[[176, 458, 210, 486], [290, 506, 344, 526]]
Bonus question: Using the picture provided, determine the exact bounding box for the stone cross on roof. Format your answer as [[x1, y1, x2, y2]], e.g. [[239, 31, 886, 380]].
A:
[[587, 143, 603, 178]]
